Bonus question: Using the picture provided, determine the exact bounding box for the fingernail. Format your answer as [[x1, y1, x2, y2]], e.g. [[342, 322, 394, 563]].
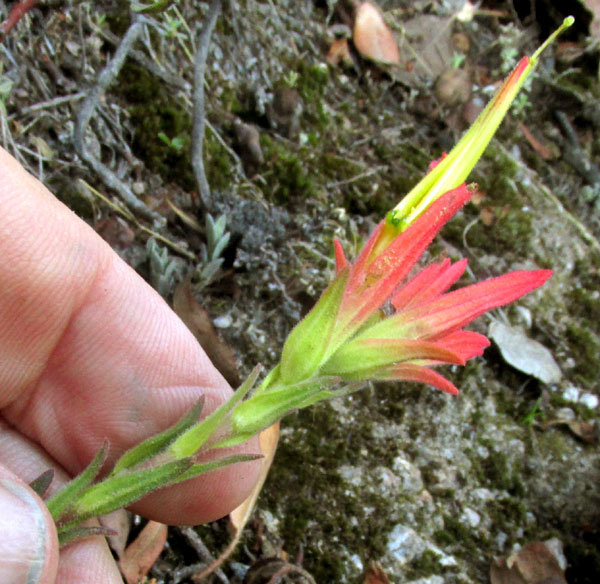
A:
[[0, 478, 48, 584]]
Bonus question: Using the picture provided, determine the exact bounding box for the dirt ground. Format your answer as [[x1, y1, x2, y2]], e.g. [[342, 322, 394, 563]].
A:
[[1, 1, 599, 583]]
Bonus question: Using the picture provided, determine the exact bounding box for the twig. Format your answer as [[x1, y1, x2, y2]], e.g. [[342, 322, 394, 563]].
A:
[[326, 165, 387, 189], [20, 91, 86, 115], [554, 110, 600, 186], [192, 0, 221, 212], [0, 0, 38, 42], [90, 23, 188, 90], [266, 564, 317, 584], [73, 17, 160, 224], [78, 179, 196, 261], [175, 526, 230, 584]]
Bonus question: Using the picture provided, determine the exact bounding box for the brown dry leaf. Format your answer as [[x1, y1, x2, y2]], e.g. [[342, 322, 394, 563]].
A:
[[491, 541, 567, 584], [327, 37, 353, 67], [353, 2, 400, 65], [583, 0, 600, 37], [567, 419, 598, 443], [480, 206, 495, 226], [119, 521, 168, 584], [363, 561, 391, 584], [101, 509, 131, 560], [394, 14, 455, 82], [166, 199, 203, 233], [230, 422, 280, 530], [173, 279, 240, 387], [190, 423, 280, 582], [520, 123, 555, 160]]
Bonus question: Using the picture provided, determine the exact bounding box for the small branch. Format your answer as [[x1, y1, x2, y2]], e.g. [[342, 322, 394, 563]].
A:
[[554, 110, 600, 186], [192, 0, 222, 212], [20, 91, 87, 115], [73, 17, 160, 224], [175, 526, 230, 584], [0, 0, 38, 42]]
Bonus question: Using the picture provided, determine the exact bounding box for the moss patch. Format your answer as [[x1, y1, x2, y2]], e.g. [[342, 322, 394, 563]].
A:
[[115, 63, 196, 191], [565, 323, 600, 386]]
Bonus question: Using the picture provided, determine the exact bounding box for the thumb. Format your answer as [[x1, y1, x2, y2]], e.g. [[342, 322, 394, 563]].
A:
[[0, 466, 58, 584]]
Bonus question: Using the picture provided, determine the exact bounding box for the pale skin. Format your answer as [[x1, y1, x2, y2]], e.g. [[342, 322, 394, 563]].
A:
[[0, 146, 261, 584]]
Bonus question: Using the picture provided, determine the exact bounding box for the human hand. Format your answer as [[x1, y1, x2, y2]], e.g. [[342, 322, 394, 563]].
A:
[[0, 147, 260, 583]]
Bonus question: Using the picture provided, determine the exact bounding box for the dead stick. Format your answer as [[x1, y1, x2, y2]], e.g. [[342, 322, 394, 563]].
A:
[[73, 17, 160, 224], [192, 0, 221, 212]]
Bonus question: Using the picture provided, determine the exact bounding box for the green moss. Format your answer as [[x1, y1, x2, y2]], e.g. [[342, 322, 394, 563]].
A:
[[568, 287, 600, 323], [261, 403, 398, 582], [565, 324, 600, 386], [434, 513, 477, 548], [114, 63, 196, 191], [406, 550, 445, 579], [260, 135, 317, 203]]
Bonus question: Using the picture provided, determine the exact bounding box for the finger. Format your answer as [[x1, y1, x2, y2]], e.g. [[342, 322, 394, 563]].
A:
[[0, 464, 58, 584], [0, 147, 260, 524], [0, 421, 124, 583]]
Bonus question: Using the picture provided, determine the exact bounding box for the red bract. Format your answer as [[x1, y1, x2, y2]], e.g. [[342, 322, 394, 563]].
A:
[[321, 186, 552, 394]]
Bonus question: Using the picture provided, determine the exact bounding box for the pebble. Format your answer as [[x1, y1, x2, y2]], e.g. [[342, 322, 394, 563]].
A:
[[579, 393, 599, 409], [462, 507, 481, 528], [562, 386, 580, 403], [212, 314, 232, 328], [386, 525, 426, 564]]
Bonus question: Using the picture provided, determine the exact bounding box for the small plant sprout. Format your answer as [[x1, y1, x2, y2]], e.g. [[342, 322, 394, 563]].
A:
[[197, 213, 231, 285], [157, 131, 186, 152], [45, 17, 573, 544]]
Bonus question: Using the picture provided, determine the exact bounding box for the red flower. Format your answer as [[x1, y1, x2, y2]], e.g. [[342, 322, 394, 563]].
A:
[[319, 186, 551, 394]]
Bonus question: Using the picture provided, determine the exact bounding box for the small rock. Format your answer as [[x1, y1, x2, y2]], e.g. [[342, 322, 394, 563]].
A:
[[406, 577, 444, 584], [386, 525, 426, 564], [132, 181, 146, 196], [392, 456, 424, 494], [462, 507, 481, 528], [555, 407, 576, 421], [213, 315, 232, 329], [562, 386, 580, 403], [579, 393, 599, 409]]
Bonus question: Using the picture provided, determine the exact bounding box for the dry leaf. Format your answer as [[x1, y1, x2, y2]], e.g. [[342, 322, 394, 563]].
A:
[[101, 509, 131, 560], [230, 422, 280, 531], [394, 14, 455, 82], [489, 322, 562, 385], [327, 37, 353, 67], [30, 136, 55, 159], [119, 521, 168, 584], [363, 562, 391, 584], [583, 0, 600, 37], [520, 123, 555, 160], [353, 2, 400, 65], [491, 540, 567, 584], [173, 279, 240, 388], [191, 423, 280, 582], [480, 206, 495, 226], [567, 419, 597, 443], [167, 199, 203, 233]]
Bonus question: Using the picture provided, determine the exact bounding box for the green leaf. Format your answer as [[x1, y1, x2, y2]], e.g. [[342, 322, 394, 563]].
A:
[[46, 442, 108, 521], [229, 377, 338, 441], [168, 365, 262, 459], [277, 268, 349, 387], [132, 0, 175, 14], [110, 398, 205, 476], [57, 525, 118, 548], [173, 453, 263, 484], [67, 459, 192, 524]]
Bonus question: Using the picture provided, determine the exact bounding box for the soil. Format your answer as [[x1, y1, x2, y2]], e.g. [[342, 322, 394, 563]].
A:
[[1, 1, 599, 583]]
